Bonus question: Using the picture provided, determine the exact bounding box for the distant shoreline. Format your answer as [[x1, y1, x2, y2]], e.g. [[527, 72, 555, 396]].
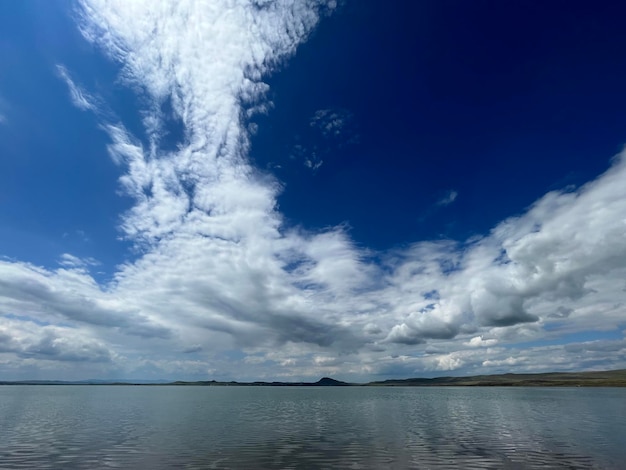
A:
[[2, 369, 626, 387]]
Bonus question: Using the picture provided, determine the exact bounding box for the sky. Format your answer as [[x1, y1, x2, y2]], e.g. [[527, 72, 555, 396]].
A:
[[1, 0, 626, 382]]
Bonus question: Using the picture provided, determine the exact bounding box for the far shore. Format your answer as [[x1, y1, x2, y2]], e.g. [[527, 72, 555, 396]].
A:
[[2, 369, 626, 387]]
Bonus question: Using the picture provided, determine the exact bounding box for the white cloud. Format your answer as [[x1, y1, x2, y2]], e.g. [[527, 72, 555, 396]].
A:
[[381, 154, 626, 346], [304, 157, 323, 171], [56, 65, 99, 112], [464, 336, 498, 348], [0, 316, 114, 363], [1, 0, 626, 381], [58, 253, 99, 269], [310, 108, 353, 138], [0, 259, 171, 339], [437, 189, 458, 206]]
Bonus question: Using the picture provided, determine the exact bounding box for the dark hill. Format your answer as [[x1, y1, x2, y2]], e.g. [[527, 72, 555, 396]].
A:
[[315, 377, 350, 386]]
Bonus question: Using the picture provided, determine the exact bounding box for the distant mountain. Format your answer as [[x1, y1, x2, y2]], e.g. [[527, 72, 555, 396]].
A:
[[168, 377, 352, 387], [315, 377, 350, 386]]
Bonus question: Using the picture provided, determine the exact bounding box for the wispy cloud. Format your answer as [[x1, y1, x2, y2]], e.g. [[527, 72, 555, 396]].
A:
[[0, 94, 9, 125], [437, 189, 458, 206], [58, 253, 100, 269], [1, 0, 625, 380], [56, 65, 98, 112]]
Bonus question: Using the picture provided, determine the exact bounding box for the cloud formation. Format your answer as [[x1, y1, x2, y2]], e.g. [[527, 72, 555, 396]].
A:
[[290, 107, 358, 171], [310, 108, 354, 138], [437, 189, 458, 207], [56, 65, 99, 112], [1, 0, 625, 380]]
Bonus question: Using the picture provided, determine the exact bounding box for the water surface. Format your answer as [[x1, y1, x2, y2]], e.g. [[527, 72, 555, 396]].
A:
[[0, 386, 624, 469]]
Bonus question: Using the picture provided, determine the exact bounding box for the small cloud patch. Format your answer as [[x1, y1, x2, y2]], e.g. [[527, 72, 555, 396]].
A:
[[437, 189, 458, 207], [287, 107, 359, 173]]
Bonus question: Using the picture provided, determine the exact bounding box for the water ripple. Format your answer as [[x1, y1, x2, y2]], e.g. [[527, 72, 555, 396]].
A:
[[0, 386, 624, 469]]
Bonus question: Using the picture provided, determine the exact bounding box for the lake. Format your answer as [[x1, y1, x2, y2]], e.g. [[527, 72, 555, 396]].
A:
[[0, 386, 624, 469]]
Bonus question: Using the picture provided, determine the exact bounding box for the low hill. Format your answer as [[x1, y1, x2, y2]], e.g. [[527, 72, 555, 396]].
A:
[[367, 369, 626, 387]]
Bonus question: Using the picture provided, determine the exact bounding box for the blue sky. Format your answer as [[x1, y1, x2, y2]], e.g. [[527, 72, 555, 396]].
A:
[[1, 0, 625, 381]]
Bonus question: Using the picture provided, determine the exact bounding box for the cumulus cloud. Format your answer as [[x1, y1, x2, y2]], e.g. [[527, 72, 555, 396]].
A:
[[1, 0, 626, 380], [464, 336, 498, 348], [0, 260, 171, 339], [381, 154, 626, 346], [0, 316, 113, 363]]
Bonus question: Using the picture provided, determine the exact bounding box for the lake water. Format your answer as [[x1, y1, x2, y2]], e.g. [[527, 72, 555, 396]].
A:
[[0, 386, 624, 469]]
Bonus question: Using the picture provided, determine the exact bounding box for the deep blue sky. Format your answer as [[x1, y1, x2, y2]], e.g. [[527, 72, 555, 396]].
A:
[[0, 1, 131, 278], [252, 0, 626, 248], [0, 1, 625, 381]]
